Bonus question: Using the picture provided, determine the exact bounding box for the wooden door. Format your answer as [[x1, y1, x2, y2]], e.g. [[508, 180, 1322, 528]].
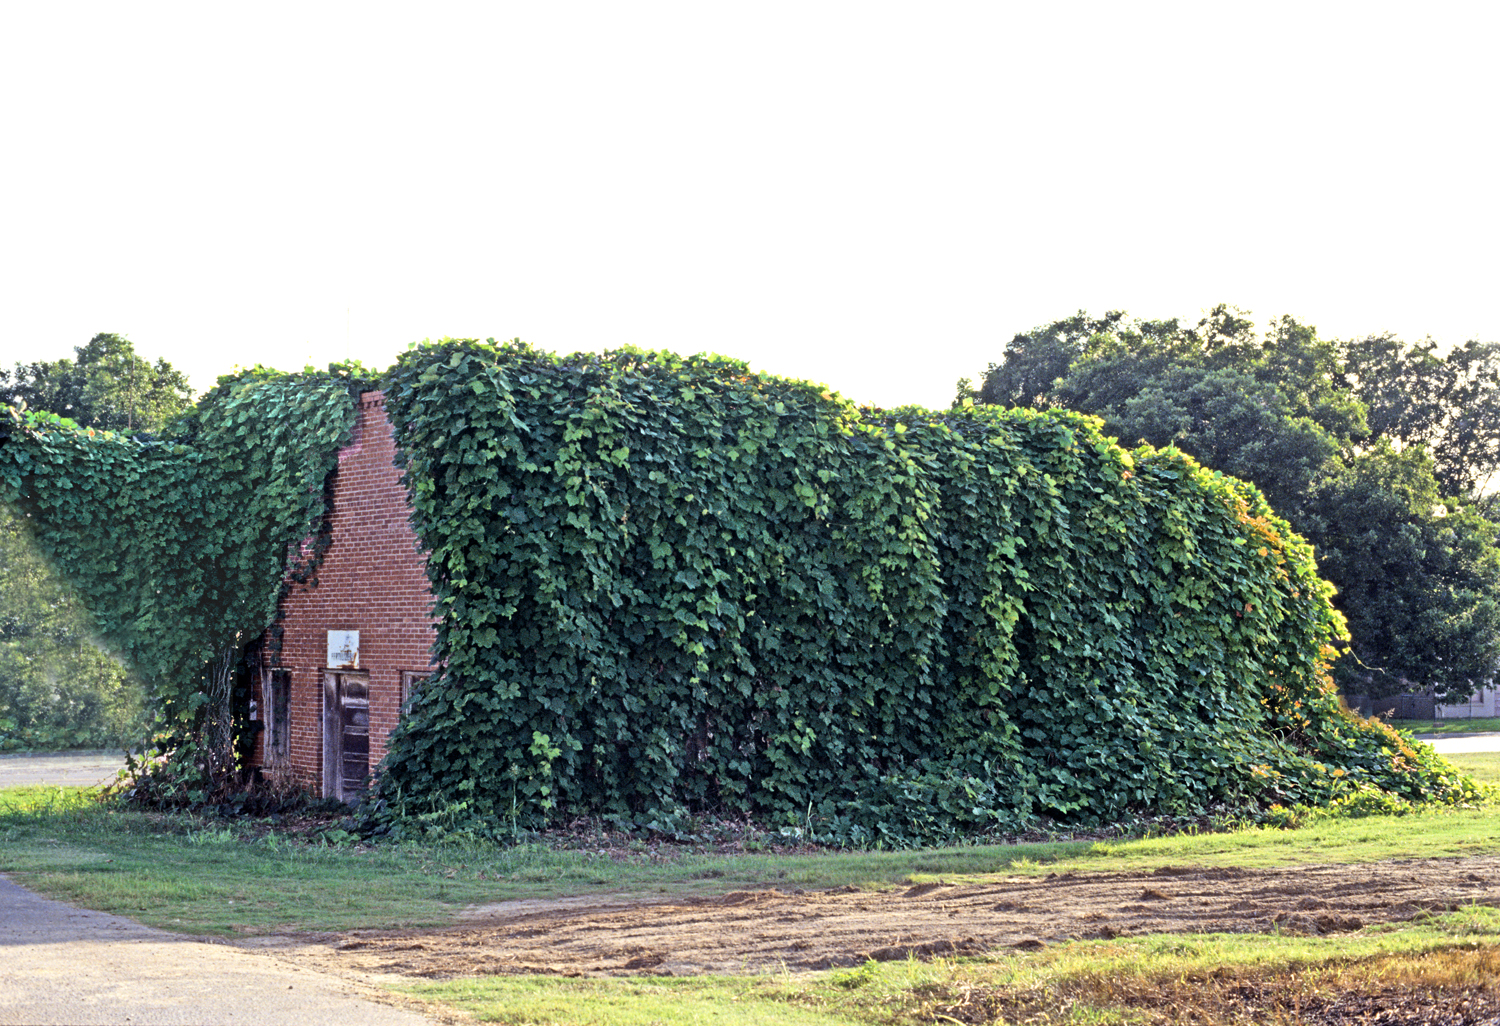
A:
[[323, 671, 370, 802]]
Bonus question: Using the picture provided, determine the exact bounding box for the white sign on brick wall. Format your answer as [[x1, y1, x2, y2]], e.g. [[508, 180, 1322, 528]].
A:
[[327, 630, 360, 669]]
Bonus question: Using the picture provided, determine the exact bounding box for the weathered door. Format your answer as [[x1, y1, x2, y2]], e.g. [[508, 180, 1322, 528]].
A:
[[322, 671, 370, 802]]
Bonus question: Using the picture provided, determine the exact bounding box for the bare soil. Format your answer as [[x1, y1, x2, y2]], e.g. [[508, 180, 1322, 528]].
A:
[[256, 855, 1500, 979]]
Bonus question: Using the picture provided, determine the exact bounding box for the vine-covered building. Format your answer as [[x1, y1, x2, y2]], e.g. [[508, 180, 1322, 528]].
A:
[[254, 391, 436, 801], [2, 341, 1457, 838]]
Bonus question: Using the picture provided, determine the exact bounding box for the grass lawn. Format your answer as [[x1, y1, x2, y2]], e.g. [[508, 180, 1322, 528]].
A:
[[1442, 751, 1500, 784], [4, 785, 1500, 936], [6, 782, 1500, 1024]]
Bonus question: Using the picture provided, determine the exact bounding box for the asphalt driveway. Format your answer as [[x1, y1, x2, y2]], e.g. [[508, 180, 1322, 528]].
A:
[[1419, 734, 1500, 754], [0, 752, 127, 789], [0, 876, 440, 1026], [0, 753, 443, 1024]]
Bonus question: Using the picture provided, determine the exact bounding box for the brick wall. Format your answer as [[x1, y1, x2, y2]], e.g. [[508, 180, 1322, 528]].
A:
[[258, 390, 437, 796]]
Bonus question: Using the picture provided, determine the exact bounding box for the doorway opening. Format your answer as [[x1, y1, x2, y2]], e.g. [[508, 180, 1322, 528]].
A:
[[260, 668, 291, 779]]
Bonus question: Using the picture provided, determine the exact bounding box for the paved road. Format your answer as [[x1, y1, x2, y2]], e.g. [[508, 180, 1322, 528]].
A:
[[0, 752, 127, 789], [0, 876, 440, 1026], [1422, 733, 1500, 754], [0, 753, 442, 1024]]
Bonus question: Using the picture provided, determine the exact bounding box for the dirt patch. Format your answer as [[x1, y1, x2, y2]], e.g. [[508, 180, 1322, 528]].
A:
[[1250, 984, 1500, 1025], [969, 963, 1500, 1026], [256, 855, 1500, 979]]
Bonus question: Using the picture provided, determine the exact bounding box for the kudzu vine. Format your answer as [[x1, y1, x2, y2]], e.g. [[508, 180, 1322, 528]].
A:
[[0, 341, 1470, 841], [0, 365, 371, 744], [369, 340, 1469, 843]]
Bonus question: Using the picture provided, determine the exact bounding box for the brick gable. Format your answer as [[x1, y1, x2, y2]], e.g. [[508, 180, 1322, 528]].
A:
[[256, 390, 437, 797]]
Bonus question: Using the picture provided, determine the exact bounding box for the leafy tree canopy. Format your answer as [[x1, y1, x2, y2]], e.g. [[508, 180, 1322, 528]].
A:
[[1303, 444, 1500, 695], [962, 306, 1500, 700], [1342, 334, 1500, 497], [0, 333, 194, 434]]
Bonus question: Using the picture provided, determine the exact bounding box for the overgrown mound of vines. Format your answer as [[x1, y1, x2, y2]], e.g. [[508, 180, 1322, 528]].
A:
[[0, 366, 369, 720], [0, 342, 1469, 841], [369, 340, 1468, 845]]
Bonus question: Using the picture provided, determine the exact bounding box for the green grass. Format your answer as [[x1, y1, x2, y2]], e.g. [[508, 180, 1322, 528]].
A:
[[402, 909, 1500, 1024], [1442, 751, 1500, 785], [1391, 716, 1500, 735], [4, 784, 1500, 937], [0, 785, 99, 811], [7, 785, 1500, 1023]]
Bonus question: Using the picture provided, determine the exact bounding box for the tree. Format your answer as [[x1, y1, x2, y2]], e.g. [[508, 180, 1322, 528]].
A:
[[0, 335, 193, 749], [1056, 363, 1342, 518], [1340, 335, 1500, 499], [1303, 444, 1500, 696], [962, 307, 1500, 700], [974, 310, 1127, 409], [0, 333, 193, 434]]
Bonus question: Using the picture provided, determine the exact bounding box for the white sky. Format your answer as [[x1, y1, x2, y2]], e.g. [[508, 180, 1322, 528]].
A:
[[2, 2, 1498, 410]]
